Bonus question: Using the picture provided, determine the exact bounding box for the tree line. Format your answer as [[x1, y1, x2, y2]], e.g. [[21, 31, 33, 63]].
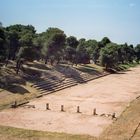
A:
[[0, 23, 140, 72]]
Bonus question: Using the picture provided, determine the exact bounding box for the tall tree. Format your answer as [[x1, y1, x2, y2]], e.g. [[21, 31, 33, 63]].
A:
[[7, 30, 19, 60], [0, 27, 7, 62], [92, 42, 104, 64], [66, 36, 79, 48], [121, 43, 135, 63], [76, 39, 90, 64], [64, 36, 79, 64], [42, 28, 66, 65], [6, 24, 36, 60], [84, 39, 97, 58], [135, 44, 140, 63], [100, 43, 119, 70], [101, 37, 111, 46]]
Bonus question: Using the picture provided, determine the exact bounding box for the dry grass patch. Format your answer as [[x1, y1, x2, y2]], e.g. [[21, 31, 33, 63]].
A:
[[0, 83, 38, 110], [74, 64, 104, 74], [100, 97, 140, 140], [0, 125, 96, 140], [133, 126, 140, 140]]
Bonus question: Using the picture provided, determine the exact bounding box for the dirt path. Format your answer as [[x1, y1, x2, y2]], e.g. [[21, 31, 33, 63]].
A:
[[0, 66, 140, 137]]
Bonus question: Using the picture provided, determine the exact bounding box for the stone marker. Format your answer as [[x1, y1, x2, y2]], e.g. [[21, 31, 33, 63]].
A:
[[77, 106, 80, 113], [93, 108, 97, 115], [112, 113, 116, 119], [15, 101, 17, 107], [61, 105, 64, 112], [46, 103, 50, 110]]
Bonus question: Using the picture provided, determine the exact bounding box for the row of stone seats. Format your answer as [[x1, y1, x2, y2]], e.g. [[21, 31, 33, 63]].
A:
[[32, 79, 59, 88], [70, 73, 99, 83], [31, 77, 77, 95], [31, 72, 109, 96], [38, 78, 78, 95]]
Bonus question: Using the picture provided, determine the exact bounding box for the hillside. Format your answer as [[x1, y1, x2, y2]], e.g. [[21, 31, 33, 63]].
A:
[[0, 61, 106, 110]]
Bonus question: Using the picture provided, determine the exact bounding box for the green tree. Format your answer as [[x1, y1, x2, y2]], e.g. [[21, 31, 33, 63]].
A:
[[33, 34, 44, 60], [64, 46, 76, 64], [85, 39, 97, 58], [16, 45, 39, 74], [7, 24, 37, 73], [17, 46, 38, 61], [0, 27, 7, 62], [101, 37, 111, 46], [7, 30, 19, 60], [66, 36, 79, 48], [42, 28, 66, 65], [64, 36, 79, 64], [76, 39, 90, 64], [100, 43, 119, 70], [135, 44, 140, 63], [6, 24, 36, 61], [121, 43, 135, 63], [92, 42, 104, 64]]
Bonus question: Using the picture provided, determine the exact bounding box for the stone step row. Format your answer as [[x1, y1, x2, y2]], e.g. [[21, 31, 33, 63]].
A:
[[32, 80, 59, 88], [38, 82, 78, 95], [32, 77, 74, 89], [38, 80, 77, 91], [32, 73, 109, 95], [72, 74, 99, 83]]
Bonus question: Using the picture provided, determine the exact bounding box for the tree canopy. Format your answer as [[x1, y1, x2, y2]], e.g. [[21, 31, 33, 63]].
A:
[[0, 22, 139, 71], [100, 43, 119, 69]]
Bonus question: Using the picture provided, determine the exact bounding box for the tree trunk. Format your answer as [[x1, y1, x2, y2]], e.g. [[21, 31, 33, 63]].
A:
[[5, 59, 9, 67], [105, 64, 108, 70], [45, 59, 47, 64], [16, 59, 22, 74]]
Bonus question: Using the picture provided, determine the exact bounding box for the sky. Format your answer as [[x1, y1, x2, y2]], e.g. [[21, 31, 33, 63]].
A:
[[0, 0, 140, 45]]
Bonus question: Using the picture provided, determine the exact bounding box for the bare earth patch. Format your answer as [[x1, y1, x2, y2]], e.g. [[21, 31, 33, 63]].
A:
[[0, 66, 140, 137]]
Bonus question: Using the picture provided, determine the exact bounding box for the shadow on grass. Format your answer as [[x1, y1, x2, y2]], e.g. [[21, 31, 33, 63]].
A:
[[55, 65, 85, 83], [6, 85, 30, 94], [76, 67, 100, 74], [80, 64, 98, 70], [75, 64, 102, 76], [26, 62, 51, 71]]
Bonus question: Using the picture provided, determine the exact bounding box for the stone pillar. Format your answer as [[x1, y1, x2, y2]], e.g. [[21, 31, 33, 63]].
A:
[[93, 108, 97, 115], [112, 113, 116, 119], [77, 106, 80, 113], [61, 105, 64, 112], [14, 101, 17, 108], [46, 103, 50, 110]]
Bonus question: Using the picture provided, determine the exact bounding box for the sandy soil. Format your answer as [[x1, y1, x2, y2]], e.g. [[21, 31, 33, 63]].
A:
[[0, 66, 140, 137]]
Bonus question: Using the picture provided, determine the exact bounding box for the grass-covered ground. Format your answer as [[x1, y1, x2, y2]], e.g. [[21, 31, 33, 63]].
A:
[[118, 62, 139, 70], [0, 125, 96, 140], [0, 81, 39, 110], [74, 64, 104, 74]]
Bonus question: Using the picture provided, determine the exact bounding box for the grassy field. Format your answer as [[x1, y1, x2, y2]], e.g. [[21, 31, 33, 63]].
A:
[[0, 125, 96, 140]]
